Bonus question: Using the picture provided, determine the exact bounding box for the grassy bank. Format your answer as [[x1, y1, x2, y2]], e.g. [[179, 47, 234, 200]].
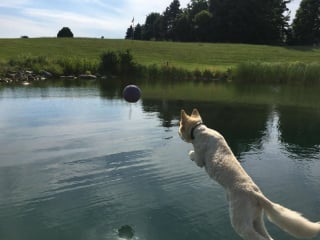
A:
[[1, 38, 320, 83]]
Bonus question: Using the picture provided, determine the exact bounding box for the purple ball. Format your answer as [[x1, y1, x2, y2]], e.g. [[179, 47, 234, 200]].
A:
[[123, 85, 141, 103]]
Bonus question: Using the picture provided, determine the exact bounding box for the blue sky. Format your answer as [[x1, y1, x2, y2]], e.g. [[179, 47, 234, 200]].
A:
[[0, 0, 301, 39]]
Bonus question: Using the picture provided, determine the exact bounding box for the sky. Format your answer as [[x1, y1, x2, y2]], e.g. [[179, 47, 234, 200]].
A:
[[0, 0, 302, 39]]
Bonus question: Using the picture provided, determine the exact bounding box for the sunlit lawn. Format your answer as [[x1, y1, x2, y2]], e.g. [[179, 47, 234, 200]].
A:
[[1, 38, 320, 72]]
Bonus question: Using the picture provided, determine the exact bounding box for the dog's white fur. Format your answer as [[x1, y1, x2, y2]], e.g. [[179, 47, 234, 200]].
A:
[[179, 108, 320, 240]]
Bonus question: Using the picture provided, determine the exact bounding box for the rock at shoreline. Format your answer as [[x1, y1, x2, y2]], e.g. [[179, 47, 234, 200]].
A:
[[60, 75, 77, 80], [39, 70, 53, 78], [2, 70, 53, 83], [78, 74, 97, 80], [1, 70, 98, 84]]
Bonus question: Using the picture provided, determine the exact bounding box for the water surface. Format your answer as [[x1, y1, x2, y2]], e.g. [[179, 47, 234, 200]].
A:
[[0, 81, 319, 240]]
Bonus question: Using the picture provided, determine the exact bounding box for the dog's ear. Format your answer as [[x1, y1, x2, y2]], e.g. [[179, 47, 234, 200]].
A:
[[191, 108, 200, 118], [180, 109, 189, 122]]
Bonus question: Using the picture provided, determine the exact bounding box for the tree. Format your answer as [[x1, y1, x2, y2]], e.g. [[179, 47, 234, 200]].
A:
[[174, 11, 194, 41], [291, 0, 320, 45], [57, 27, 74, 38], [264, 0, 291, 44], [134, 24, 143, 40], [183, 0, 209, 41], [124, 0, 292, 44], [142, 12, 162, 40], [208, 0, 290, 44], [187, 0, 209, 17], [163, 0, 182, 40], [125, 25, 134, 39], [194, 10, 212, 41]]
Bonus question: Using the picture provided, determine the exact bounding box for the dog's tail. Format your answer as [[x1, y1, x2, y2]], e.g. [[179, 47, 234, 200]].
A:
[[258, 193, 320, 238]]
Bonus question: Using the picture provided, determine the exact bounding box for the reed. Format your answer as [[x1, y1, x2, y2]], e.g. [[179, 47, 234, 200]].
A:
[[233, 61, 320, 84], [57, 57, 99, 75]]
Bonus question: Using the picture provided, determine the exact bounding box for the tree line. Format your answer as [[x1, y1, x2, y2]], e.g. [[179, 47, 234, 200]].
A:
[[125, 0, 320, 45]]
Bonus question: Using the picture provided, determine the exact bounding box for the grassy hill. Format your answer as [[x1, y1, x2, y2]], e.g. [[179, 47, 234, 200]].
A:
[[1, 38, 320, 83], [1, 38, 320, 71]]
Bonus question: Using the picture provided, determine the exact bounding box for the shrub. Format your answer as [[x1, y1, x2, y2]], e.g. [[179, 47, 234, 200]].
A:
[[99, 49, 138, 76], [99, 51, 120, 75], [119, 49, 136, 74], [193, 69, 202, 81], [57, 27, 74, 38], [202, 69, 214, 81]]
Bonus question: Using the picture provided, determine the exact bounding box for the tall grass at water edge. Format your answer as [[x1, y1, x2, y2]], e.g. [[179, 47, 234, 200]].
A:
[[233, 61, 320, 84], [5, 54, 99, 76]]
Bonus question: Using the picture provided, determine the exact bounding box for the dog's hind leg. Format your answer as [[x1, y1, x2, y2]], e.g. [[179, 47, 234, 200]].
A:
[[231, 212, 270, 240], [230, 199, 271, 240], [238, 227, 271, 240], [253, 211, 273, 240]]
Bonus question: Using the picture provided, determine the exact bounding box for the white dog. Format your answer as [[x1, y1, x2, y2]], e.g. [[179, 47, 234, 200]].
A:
[[179, 108, 320, 240]]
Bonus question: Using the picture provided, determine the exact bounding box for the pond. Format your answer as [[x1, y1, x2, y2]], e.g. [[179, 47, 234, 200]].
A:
[[0, 80, 319, 240]]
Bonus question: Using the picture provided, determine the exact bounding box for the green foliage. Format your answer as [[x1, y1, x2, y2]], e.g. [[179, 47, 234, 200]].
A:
[[119, 49, 136, 74], [3, 53, 98, 76], [99, 49, 138, 76], [209, 0, 289, 44], [194, 10, 212, 41], [8, 54, 49, 69], [133, 24, 143, 40], [142, 13, 162, 40], [57, 57, 98, 75], [144, 64, 222, 81], [100, 51, 120, 75], [125, 26, 134, 40]]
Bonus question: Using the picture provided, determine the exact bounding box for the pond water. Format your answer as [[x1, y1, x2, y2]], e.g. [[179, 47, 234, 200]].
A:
[[0, 80, 319, 240]]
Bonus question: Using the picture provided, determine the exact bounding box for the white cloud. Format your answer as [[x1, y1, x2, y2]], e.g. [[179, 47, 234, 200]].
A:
[[24, 8, 120, 28], [0, 0, 29, 8], [0, 14, 53, 38], [26, 8, 128, 36], [69, 0, 123, 15], [0, 6, 128, 38]]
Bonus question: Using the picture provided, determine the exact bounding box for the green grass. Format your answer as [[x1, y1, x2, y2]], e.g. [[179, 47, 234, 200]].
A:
[[1, 38, 320, 70], [1, 38, 320, 82]]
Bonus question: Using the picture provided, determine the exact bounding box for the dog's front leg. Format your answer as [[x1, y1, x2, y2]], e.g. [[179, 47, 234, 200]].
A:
[[189, 150, 204, 168], [189, 150, 195, 161]]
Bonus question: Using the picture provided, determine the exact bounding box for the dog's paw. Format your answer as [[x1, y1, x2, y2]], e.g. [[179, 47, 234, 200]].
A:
[[189, 150, 195, 161], [195, 159, 204, 168]]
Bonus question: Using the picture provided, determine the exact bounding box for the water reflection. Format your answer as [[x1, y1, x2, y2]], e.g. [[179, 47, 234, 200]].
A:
[[278, 105, 320, 159]]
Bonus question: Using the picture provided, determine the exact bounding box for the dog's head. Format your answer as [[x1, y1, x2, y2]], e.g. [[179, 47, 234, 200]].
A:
[[179, 108, 202, 142]]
